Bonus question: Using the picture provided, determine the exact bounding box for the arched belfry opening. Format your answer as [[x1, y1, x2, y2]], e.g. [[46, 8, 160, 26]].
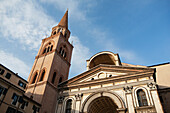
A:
[[87, 51, 121, 70], [87, 96, 118, 113]]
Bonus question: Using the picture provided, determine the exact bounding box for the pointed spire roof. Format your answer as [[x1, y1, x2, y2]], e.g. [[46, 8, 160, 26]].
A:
[[57, 10, 68, 29]]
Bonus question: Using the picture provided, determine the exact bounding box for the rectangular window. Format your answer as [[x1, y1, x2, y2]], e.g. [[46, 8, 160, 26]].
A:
[[0, 68, 5, 75], [32, 105, 39, 113], [6, 107, 16, 113], [11, 93, 19, 105], [20, 100, 28, 110], [6, 107, 23, 113], [18, 80, 26, 89], [0, 87, 3, 97], [0, 86, 7, 99], [5, 73, 11, 79]]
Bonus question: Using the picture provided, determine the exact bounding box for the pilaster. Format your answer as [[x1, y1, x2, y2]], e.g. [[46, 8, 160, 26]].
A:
[[147, 82, 164, 113], [123, 86, 135, 113], [56, 96, 65, 113], [75, 93, 83, 113]]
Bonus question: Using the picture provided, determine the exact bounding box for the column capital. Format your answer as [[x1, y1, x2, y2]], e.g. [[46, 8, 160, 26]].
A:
[[75, 93, 83, 101], [123, 86, 133, 94], [147, 82, 157, 90], [57, 96, 65, 104]]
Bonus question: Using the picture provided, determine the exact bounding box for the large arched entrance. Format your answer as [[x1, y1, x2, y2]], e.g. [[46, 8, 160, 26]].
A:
[[81, 92, 126, 113], [87, 96, 118, 113]]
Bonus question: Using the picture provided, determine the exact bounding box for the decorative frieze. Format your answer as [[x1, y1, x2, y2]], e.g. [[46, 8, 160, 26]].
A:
[[123, 86, 133, 93], [147, 82, 157, 90], [75, 93, 83, 101], [58, 96, 65, 104]]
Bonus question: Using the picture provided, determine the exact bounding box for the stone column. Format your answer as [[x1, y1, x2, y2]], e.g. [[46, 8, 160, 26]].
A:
[[147, 82, 164, 113], [75, 93, 83, 113], [56, 96, 65, 113], [123, 86, 135, 113]]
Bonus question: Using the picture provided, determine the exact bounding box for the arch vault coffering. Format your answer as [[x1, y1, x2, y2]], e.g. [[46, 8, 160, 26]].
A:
[[86, 51, 121, 70], [81, 92, 126, 113], [87, 96, 118, 113]]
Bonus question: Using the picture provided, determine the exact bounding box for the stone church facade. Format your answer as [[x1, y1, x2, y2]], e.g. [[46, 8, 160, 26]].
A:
[[56, 51, 164, 113], [0, 10, 170, 113]]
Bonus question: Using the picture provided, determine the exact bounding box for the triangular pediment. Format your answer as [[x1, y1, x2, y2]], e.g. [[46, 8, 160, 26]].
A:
[[59, 64, 154, 88], [78, 71, 127, 83]]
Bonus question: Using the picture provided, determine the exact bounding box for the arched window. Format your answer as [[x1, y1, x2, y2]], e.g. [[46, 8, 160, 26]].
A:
[[53, 31, 56, 35], [43, 48, 47, 54], [59, 77, 62, 84], [31, 72, 38, 84], [64, 32, 67, 38], [57, 28, 61, 33], [65, 99, 72, 113], [50, 45, 53, 51], [63, 52, 66, 58], [137, 89, 148, 107], [42, 42, 54, 54], [51, 72, 56, 84], [39, 70, 45, 82], [59, 47, 62, 54], [58, 45, 67, 59]]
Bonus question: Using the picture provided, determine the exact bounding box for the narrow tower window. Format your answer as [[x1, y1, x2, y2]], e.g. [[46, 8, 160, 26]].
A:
[[63, 52, 67, 58], [59, 45, 67, 59], [47, 47, 50, 52], [59, 47, 62, 54], [64, 32, 67, 38], [43, 48, 47, 54], [31, 72, 38, 84], [65, 99, 72, 113], [59, 77, 62, 84], [61, 50, 64, 56], [57, 28, 61, 33], [50, 45, 53, 51], [53, 31, 56, 35], [51, 72, 56, 84], [39, 70, 45, 82], [137, 89, 148, 107]]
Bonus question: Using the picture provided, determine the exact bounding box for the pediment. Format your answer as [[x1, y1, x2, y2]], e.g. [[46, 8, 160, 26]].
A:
[[78, 71, 127, 83], [61, 65, 154, 87]]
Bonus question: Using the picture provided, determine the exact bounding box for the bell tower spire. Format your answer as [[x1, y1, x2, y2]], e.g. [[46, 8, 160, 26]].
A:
[[51, 10, 70, 40], [57, 9, 68, 29]]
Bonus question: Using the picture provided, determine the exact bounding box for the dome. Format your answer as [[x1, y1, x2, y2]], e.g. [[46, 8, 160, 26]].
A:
[[87, 51, 121, 70]]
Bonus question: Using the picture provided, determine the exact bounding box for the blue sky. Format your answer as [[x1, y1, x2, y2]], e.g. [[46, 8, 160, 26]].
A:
[[0, 0, 170, 80]]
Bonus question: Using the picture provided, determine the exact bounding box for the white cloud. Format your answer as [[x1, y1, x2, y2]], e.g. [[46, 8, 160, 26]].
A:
[[0, 50, 30, 80], [0, 0, 92, 78], [0, 0, 56, 50], [69, 36, 91, 77]]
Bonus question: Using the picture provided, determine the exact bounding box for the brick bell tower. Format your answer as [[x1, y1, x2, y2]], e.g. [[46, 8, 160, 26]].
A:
[[25, 10, 73, 113]]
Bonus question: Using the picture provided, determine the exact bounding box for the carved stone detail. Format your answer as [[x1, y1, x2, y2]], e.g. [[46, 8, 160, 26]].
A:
[[58, 96, 65, 104], [123, 86, 133, 93], [75, 93, 83, 101], [147, 82, 157, 90]]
